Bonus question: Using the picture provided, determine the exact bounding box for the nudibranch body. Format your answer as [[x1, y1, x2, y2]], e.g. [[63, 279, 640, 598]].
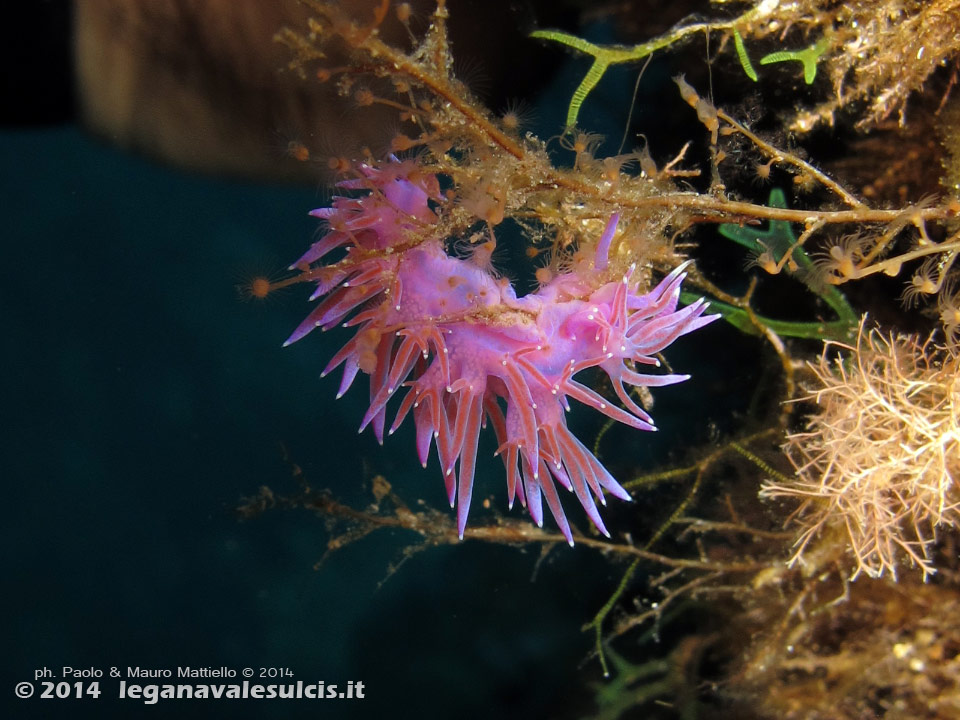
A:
[[286, 160, 716, 542]]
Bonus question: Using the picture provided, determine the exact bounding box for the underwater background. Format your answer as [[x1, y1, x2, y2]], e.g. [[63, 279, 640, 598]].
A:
[[3, 4, 707, 718], [10, 1, 958, 718], [3, 124, 646, 719]]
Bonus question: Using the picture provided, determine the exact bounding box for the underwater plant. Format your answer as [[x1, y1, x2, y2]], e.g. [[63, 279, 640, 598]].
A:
[[764, 318, 960, 580], [535, 0, 960, 133]]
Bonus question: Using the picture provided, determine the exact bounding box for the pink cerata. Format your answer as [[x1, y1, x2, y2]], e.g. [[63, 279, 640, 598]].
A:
[[284, 158, 717, 544]]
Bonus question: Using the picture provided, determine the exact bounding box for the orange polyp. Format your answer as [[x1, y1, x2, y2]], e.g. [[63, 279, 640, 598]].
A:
[[354, 88, 375, 107], [469, 239, 496, 271], [238, 267, 307, 302], [500, 99, 535, 133], [249, 277, 273, 299], [754, 159, 775, 183], [327, 155, 352, 175], [391, 134, 416, 152], [286, 141, 311, 162], [535, 267, 554, 286]]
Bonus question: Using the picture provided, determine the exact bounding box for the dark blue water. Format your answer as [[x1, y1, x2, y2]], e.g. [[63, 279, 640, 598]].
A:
[[3, 127, 644, 720]]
